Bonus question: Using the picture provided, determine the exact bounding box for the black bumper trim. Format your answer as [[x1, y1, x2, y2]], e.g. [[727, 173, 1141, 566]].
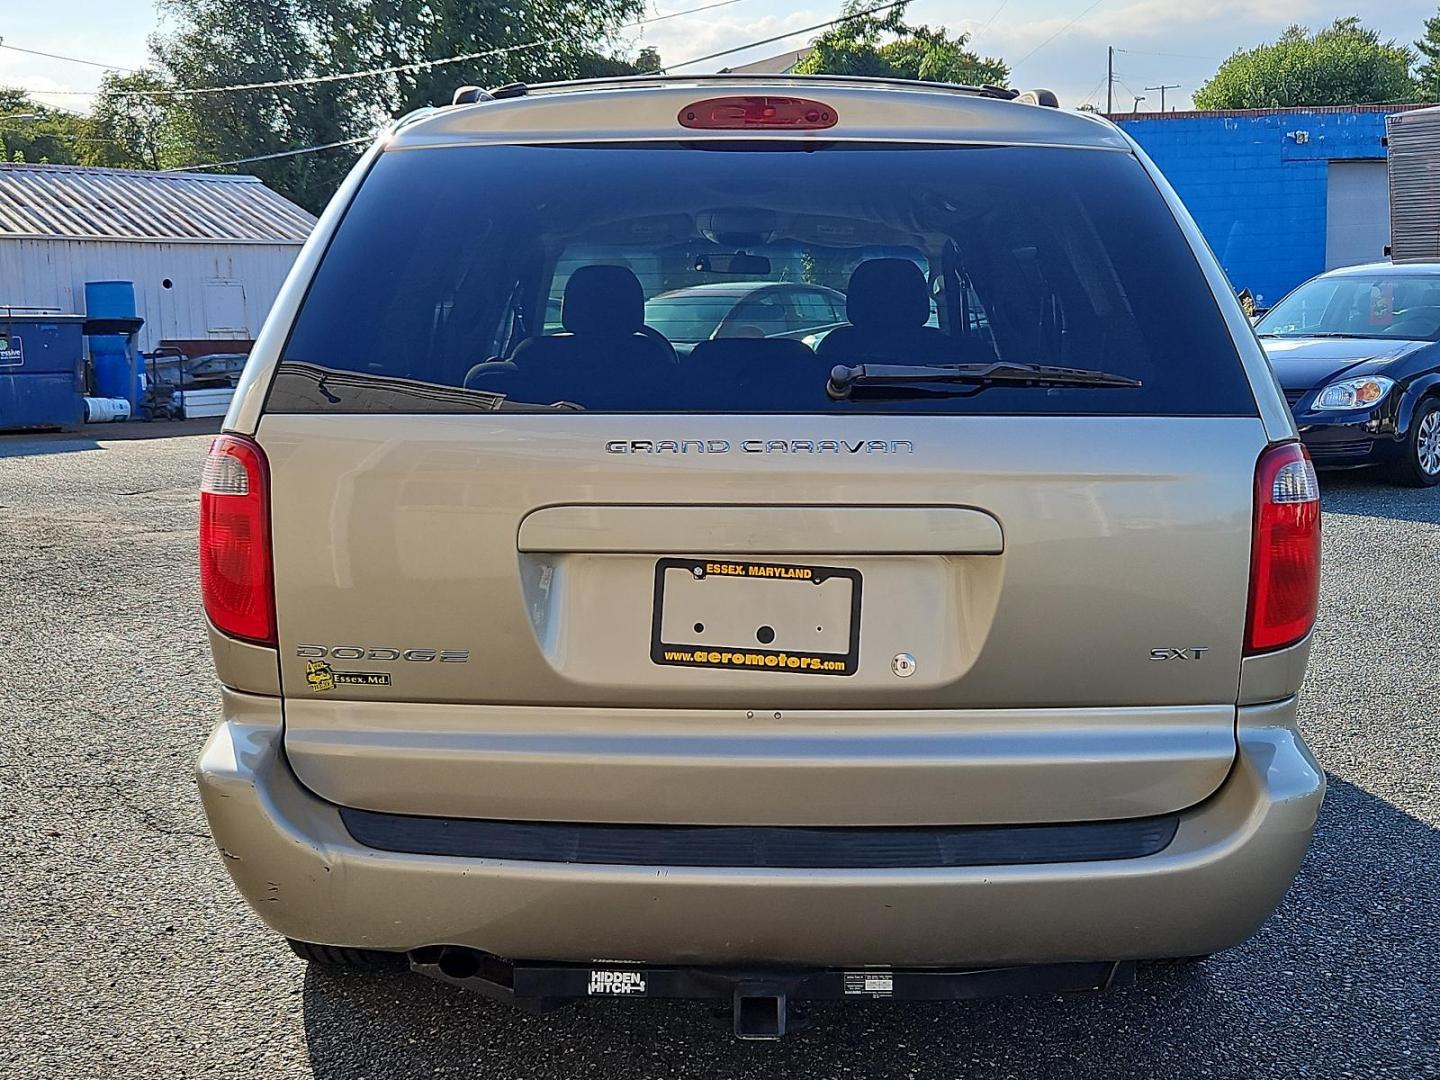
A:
[[339, 807, 1179, 869]]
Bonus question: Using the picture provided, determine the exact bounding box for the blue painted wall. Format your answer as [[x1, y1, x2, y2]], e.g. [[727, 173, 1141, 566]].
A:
[[1114, 107, 1393, 307]]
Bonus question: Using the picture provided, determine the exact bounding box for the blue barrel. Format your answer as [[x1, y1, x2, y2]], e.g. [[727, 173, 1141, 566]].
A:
[[84, 280, 137, 321], [90, 335, 137, 402]]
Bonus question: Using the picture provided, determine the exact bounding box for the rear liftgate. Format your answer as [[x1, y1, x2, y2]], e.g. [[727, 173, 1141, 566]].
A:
[[409, 947, 1134, 1039]]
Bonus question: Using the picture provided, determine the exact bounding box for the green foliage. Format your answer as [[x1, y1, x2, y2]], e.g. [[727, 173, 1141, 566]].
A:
[[1417, 11, 1440, 100], [81, 71, 206, 170], [793, 0, 1007, 87], [87, 0, 655, 210], [1193, 17, 1418, 109], [0, 88, 90, 165]]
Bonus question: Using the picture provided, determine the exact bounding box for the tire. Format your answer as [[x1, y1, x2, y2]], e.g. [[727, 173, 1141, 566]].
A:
[[287, 939, 407, 971], [1388, 397, 1440, 487]]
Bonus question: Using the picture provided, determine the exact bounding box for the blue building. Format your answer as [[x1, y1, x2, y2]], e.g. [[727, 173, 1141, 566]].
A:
[[1114, 104, 1433, 308]]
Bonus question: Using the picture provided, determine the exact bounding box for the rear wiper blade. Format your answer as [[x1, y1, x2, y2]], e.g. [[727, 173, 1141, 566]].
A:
[[826, 362, 1142, 400]]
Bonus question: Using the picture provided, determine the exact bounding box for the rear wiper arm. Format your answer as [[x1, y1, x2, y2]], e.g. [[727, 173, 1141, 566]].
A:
[[826, 362, 1142, 400]]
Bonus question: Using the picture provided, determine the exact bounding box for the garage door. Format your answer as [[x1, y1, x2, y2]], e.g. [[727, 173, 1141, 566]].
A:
[[1326, 160, 1390, 270]]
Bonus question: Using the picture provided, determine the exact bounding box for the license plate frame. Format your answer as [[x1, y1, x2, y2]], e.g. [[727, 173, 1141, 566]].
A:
[[650, 558, 862, 676]]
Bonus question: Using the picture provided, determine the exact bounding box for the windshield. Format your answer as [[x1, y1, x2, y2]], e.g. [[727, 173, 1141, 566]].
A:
[[1258, 274, 1440, 342], [270, 142, 1255, 416]]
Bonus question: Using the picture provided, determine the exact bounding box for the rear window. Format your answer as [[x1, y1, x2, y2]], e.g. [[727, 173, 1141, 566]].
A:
[[269, 142, 1256, 416]]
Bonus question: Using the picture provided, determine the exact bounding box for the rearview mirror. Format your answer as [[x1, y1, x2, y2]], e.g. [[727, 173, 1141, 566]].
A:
[[693, 252, 772, 275]]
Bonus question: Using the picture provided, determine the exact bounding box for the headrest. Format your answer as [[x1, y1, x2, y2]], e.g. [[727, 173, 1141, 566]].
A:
[[845, 259, 931, 329], [562, 265, 644, 336]]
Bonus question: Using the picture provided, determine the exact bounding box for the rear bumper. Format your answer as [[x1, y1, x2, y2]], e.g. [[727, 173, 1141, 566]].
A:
[[197, 692, 1323, 968]]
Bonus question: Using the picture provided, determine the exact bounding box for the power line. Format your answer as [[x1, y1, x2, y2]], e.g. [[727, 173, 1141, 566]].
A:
[[970, 0, 1010, 42], [1011, 0, 1107, 67], [164, 137, 372, 173], [24, 0, 753, 100], [0, 41, 139, 72], [645, 0, 745, 23], [1115, 47, 1221, 63], [1076, 72, 1108, 109], [661, 0, 906, 71], [163, 0, 910, 173]]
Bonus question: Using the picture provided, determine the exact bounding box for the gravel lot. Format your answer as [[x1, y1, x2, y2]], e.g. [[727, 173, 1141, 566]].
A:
[[2, 426, 1438, 1079]]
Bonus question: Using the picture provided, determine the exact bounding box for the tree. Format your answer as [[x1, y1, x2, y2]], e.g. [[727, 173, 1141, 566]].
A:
[[93, 0, 655, 209], [1417, 10, 1440, 100], [83, 71, 206, 171], [1193, 17, 1418, 110], [0, 88, 90, 165], [794, 0, 1007, 87]]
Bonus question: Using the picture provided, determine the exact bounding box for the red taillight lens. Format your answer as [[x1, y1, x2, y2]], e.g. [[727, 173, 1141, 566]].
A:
[[1246, 442, 1321, 654], [199, 434, 275, 647], [678, 96, 837, 130]]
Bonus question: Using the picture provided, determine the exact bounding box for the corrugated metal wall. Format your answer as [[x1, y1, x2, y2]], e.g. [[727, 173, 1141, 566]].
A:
[[0, 239, 303, 352], [1388, 108, 1440, 263]]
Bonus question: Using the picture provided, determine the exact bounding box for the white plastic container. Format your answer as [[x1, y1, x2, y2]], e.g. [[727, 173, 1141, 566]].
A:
[[83, 396, 132, 423]]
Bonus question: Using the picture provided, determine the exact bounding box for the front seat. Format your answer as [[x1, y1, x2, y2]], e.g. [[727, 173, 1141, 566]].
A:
[[816, 258, 957, 364], [472, 265, 675, 408]]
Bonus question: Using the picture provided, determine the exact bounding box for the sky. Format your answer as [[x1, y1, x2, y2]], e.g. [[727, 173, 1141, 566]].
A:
[[1, 0, 1435, 117]]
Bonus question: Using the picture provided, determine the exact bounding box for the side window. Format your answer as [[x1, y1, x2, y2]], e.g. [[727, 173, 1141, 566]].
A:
[[727, 292, 788, 336], [792, 291, 838, 330]]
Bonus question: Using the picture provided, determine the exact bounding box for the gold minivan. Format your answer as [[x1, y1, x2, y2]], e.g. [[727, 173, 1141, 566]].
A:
[[196, 76, 1324, 1038]]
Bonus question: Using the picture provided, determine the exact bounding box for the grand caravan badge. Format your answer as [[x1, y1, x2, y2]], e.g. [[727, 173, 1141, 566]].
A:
[[606, 439, 914, 455]]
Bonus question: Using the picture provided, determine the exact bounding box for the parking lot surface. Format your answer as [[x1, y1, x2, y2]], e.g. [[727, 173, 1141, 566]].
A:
[[2, 429, 1438, 1079]]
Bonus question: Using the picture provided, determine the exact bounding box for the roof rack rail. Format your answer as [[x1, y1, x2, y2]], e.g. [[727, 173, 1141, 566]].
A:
[[474, 73, 1023, 102]]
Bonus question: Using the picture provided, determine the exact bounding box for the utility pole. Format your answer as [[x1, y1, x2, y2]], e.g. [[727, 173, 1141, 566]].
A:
[[1107, 46, 1114, 115], [1144, 83, 1180, 111]]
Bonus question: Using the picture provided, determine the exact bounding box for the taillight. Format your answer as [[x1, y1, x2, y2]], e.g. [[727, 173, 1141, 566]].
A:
[[1245, 442, 1320, 654], [678, 96, 837, 130], [199, 434, 275, 647]]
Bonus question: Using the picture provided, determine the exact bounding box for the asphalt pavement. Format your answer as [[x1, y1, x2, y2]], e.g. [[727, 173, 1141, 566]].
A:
[[2, 427, 1437, 1079]]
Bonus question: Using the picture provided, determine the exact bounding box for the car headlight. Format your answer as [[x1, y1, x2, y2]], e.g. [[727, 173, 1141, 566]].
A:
[[1313, 376, 1395, 410]]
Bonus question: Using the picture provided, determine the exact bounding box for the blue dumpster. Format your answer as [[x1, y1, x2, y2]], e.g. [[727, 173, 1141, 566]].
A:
[[0, 314, 86, 431]]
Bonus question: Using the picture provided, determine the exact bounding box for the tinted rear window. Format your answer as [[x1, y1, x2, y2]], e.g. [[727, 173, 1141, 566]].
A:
[[269, 142, 1256, 416]]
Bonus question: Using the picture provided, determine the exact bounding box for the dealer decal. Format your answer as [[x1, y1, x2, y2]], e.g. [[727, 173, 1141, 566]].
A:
[[304, 659, 392, 692]]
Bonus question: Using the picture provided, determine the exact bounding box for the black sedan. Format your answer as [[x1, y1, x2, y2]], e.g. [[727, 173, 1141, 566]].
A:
[[1257, 261, 1440, 486]]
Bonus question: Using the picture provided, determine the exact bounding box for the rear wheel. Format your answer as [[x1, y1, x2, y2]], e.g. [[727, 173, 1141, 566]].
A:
[[287, 939, 407, 971], [1388, 398, 1440, 487]]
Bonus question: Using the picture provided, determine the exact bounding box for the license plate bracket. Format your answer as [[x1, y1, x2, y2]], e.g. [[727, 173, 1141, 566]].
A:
[[650, 558, 861, 676]]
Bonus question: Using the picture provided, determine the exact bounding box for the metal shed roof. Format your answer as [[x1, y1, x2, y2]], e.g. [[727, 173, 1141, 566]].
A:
[[0, 163, 316, 245]]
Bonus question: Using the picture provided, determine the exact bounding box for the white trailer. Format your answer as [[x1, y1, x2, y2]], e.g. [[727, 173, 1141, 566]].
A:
[[0, 163, 315, 355]]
